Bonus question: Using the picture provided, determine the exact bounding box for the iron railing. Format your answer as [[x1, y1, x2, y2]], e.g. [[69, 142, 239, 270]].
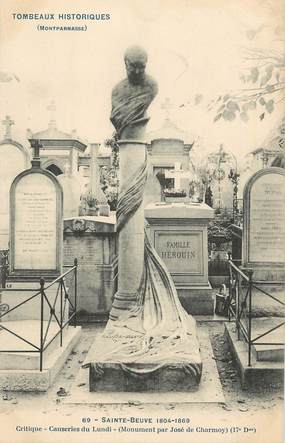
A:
[[0, 250, 9, 288], [227, 253, 285, 366], [0, 258, 78, 371]]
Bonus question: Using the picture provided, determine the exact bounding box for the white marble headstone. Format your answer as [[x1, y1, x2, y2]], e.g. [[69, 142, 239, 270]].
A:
[[10, 168, 62, 277], [243, 167, 285, 280], [245, 169, 285, 263]]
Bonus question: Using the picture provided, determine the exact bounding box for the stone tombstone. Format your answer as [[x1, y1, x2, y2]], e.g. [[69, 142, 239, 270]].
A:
[[243, 167, 285, 281], [145, 202, 214, 314], [9, 165, 63, 279], [57, 165, 81, 218], [0, 141, 29, 249], [63, 216, 117, 320], [164, 162, 191, 191]]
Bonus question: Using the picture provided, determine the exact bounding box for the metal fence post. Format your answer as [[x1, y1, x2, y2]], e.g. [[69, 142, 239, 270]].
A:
[[248, 268, 253, 367], [227, 252, 232, 321], [74, 258, 78, 326], [236, 268, 242, 341], [39, 278, 45, 372], [60, 279, 63, 347], [0, 251, 8, 288]]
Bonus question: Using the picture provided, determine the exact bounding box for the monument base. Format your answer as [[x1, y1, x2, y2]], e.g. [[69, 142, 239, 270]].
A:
[[145, 202, 214, 316], [83, 315, 202, 392], [177, 282, 214, 315], [0, 325, 81, 391], [88, 359, 200, 392], [225, 322, 284, 389]]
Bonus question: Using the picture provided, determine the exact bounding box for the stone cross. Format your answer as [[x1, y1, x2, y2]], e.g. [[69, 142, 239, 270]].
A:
[[2, 115, 14, 139], [161, 97, 174, 120], [261, 150, 269, 168], [165, 162, 192, 190], [33, 140, 41, 158], [30, 139, 42, 168], [217, 144, 228, 164]]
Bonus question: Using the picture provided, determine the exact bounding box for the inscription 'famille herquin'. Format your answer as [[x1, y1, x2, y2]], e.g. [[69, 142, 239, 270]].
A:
[[160, 241, 196, 260]]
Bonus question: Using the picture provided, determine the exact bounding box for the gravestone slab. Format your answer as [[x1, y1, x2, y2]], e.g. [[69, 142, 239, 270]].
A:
[[9, 166, 63, 280], [63, 215, 117, 320], [243, 167, 285, 282]]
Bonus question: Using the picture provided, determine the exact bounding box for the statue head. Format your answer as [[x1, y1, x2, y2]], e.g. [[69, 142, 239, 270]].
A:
[[124, 45, 148, 85]]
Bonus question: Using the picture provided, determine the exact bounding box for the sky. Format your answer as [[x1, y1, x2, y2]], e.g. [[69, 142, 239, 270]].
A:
[[0, 0, 284, 162]]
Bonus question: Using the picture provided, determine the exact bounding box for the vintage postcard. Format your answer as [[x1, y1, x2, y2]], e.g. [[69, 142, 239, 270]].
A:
[[0, 1, 284, 442]]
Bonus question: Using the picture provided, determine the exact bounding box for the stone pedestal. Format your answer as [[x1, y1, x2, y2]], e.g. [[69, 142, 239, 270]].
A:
[[145, 202, 214, 315], [109, 140, 146, 320], [85, 319, 201, 392], [84, 144, 203, 392]]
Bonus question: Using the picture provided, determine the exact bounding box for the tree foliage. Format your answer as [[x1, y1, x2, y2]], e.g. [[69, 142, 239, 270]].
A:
[[210, 45, 285, 123]]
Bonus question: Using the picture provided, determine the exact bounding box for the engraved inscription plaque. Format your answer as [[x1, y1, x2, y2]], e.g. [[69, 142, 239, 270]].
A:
[[13, 173, 59, 271], [154, 231, 203, 274], [63, 237, 103, 266], [249, 173, 285, 263]]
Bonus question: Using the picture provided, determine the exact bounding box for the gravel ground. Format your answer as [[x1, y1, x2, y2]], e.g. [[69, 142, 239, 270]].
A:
[[0, 322, 283, 443]]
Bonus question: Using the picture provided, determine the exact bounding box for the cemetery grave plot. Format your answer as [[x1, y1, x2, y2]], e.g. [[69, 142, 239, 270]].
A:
[[0, 146, 81, 391], [0, 322, 282, 416]]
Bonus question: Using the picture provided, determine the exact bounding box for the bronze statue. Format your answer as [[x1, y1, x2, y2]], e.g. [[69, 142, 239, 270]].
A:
[[110, 45, 158, 139]]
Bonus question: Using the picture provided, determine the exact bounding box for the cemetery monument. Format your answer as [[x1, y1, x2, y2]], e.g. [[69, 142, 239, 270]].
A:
[[0, 140, 81, 391], [224, 166, 285, 382], [242, 166, 285, 319], [83, 46, 203, 391], [243, 167, 285, 282]]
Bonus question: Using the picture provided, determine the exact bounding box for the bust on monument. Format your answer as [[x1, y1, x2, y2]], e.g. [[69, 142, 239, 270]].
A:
[[110, 45, 158, 139], [83, 45, 203, 394]]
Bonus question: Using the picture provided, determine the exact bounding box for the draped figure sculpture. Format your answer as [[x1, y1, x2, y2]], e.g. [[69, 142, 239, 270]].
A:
[[110, 46, 158, 139], [85, 46, 202, 388]]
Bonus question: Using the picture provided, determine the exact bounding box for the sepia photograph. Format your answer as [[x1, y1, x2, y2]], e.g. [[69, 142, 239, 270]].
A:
[[0, 1, 284, 442]]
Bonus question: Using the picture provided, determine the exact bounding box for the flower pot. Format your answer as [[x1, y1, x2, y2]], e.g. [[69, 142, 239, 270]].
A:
[[87, 207, 99, 216]]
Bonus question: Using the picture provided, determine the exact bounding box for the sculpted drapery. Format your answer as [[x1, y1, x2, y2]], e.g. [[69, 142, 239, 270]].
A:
[[84, 46, 202, 383]]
